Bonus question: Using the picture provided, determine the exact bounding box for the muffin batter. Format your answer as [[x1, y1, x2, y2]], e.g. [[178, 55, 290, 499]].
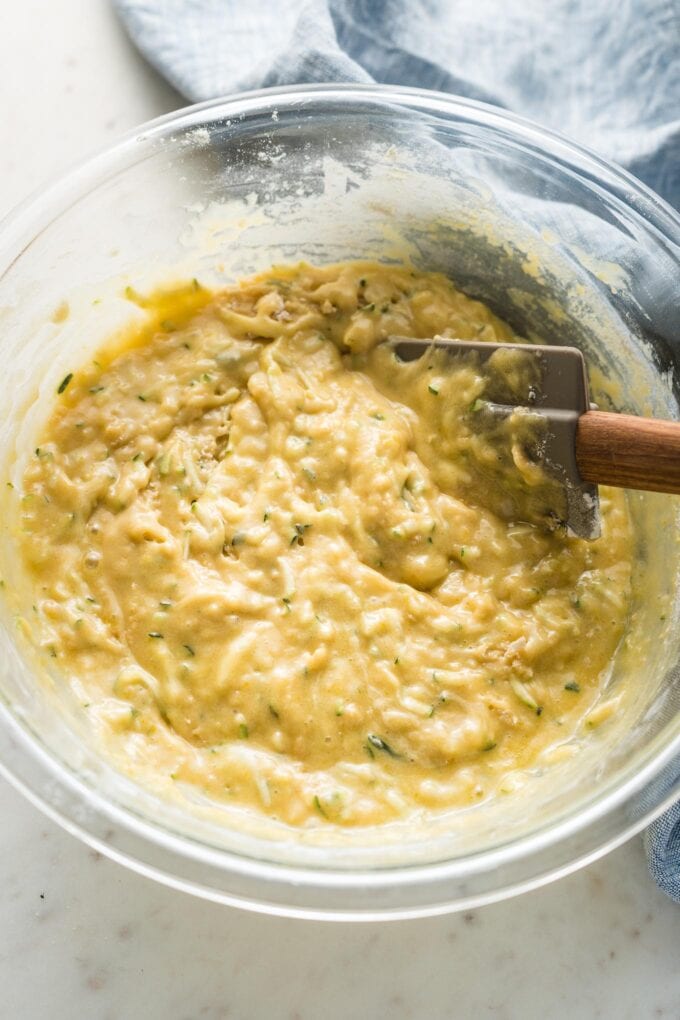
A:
[[19, 262, 633, 826]]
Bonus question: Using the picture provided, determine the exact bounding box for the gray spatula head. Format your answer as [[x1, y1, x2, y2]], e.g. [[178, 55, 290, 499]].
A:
[[391, 336, 600, 540]]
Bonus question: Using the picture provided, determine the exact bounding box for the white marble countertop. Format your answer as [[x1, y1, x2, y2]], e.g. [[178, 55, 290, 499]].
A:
[[0, 3, 678, 1018]]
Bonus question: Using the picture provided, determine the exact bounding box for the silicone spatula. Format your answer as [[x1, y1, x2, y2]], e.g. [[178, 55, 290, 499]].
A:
[[391, 336, 680, 539]]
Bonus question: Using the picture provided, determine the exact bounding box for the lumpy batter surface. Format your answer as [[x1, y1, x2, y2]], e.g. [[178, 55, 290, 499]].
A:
[[20, 262, 633, 826]]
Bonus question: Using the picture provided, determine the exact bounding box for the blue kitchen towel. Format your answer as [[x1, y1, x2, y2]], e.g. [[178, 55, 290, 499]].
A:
[[644, 760, 680, 904], [114, 0, 680, 902], [115, 0, 680, 207]]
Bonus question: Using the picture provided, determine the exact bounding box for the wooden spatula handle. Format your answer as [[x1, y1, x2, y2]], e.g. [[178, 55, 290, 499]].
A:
[[575, 410, 680, 493]]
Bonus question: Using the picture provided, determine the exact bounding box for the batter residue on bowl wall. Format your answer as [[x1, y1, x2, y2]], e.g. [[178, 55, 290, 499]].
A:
[[19, 262, 633, 826]]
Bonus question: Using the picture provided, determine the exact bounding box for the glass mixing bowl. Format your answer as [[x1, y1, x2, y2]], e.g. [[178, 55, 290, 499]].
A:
[[0, 85, 678, 920]]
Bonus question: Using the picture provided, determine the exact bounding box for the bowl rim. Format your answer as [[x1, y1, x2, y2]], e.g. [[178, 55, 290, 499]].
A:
[[3, 82, 680, 258], [0, 82, 678, 919]]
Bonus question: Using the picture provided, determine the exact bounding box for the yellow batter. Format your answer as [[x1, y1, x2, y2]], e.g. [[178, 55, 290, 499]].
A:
[[19, 262, 633, 826]]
